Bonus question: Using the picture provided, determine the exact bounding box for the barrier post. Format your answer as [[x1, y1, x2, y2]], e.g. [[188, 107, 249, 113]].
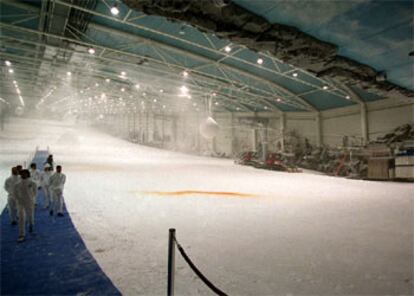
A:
[[167, 228, 176, 296]]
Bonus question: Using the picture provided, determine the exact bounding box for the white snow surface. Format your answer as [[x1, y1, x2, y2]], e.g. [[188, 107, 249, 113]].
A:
[[1, 118, 413, 295]]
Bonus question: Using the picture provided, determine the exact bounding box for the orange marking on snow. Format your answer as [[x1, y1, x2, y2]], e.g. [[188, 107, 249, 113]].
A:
[[141, 190, 256, 198]]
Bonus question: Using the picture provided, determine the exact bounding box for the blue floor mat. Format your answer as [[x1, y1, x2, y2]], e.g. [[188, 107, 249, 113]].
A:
[[1, 151, 120, 295]]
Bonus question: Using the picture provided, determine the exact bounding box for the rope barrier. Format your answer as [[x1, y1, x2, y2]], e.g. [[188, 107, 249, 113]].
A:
[[173, 237, 228, 296]]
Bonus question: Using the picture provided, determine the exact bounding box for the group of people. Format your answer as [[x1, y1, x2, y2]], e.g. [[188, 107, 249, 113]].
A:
[[3, 154, 66, 243]]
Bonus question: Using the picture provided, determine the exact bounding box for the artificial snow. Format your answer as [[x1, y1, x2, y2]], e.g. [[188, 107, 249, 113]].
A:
[[1, 118, 413, 295]]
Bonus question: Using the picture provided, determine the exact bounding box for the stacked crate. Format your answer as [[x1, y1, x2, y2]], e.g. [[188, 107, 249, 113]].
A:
[[366, 145, 394, 180]]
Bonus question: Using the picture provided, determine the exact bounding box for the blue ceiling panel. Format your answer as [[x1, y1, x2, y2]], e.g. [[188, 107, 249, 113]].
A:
[[199, 65, 228, 81], [277, 103, 304, 112], [303, 91, 355, 111], [0, 4, 39, 30], [350, 86, 384, 103], [223, 58, 315, 94], [91, 15, 223, 63]]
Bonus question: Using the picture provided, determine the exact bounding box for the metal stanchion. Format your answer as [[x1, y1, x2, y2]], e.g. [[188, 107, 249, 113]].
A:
[[167, 228, 176, 296]]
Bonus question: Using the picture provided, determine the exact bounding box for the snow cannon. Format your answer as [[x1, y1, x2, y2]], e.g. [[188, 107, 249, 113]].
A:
[[199, 117, 219, 139]]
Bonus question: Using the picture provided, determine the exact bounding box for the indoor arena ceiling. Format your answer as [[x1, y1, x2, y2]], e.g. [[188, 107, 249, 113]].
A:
[[0, 0, 413, 115]]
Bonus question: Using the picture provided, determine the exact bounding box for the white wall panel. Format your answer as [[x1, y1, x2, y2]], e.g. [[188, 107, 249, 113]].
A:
[[286, 117, 316, 144], [214, 114, 233, 156], [322, 113, 362, 146], [166, 101, 414, 154], [368, 105, 414, 139]]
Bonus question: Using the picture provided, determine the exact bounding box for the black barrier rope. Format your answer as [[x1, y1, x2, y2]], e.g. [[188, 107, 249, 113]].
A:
[[174, 237, 229, 296]]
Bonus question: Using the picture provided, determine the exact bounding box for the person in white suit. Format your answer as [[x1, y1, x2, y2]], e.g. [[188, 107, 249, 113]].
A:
[[29, 163, 41, 205], [4, 167, 20, 225], [29, 163, 41, 186], [49, 165, 66, 217], [40, 164, 52, 209], [14, 169, 37, 242]]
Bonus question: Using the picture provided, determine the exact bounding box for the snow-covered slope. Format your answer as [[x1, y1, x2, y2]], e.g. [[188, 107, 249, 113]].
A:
[[1, 118, 413, 295]]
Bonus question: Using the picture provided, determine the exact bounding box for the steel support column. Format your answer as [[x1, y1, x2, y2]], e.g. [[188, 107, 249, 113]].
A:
[[315, 112, 323, 147], [279, 112, 286, 152]]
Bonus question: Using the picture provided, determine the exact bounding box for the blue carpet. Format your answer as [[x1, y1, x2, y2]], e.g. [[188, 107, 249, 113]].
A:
[[1, 151, 121, 295]]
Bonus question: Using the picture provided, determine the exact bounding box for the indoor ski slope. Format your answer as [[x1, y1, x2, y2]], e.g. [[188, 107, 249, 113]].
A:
[[0, 118, 412, 295]]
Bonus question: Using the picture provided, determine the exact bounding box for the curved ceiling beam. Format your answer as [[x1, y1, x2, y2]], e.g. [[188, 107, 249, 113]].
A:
[[2, 0, 315, 111], [1, 22, 299, 112], [0, 30, 276, 111], [88, 22, 312, 111], [0, 31, 257, 112], [42, 0, 316, 111]]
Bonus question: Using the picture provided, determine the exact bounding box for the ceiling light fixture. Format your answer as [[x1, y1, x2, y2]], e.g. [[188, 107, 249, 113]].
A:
[[179, 25, 185, 35], [180, 85, 189, 93], [67, 71, 72, 76], [322, 85, 328, 90], [5, 60, 11, 66], [88, 48, 95, 54], [345, 95, 351, 100], [224, 45, 231, 53], [135, 84, 140, 89], [121, 88, 125, 92], [110, 4, 119, 15], [105, 78, 110, 83], [257, 58, 263, 65], [292, 72, 298, 77], [8, 69, 14, 74], [182, 71, 189, 77]]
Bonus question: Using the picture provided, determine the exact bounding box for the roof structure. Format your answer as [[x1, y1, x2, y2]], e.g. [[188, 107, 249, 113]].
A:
[[0, 0, 412, 116]]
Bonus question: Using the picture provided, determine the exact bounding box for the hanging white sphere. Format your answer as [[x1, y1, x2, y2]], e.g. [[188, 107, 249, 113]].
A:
[[15, 106, 24, 116], [200, 116, 219, 139]]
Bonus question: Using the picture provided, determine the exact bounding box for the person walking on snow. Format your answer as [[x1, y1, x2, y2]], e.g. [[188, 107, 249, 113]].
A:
[[40, 164, 52, 209], [14, 169, 37, 242], [49, 165, 66, 217], [29, 163, 41, 187], [45, 155, 54, 171], [4, 167, 20, 225], [29, 163, 41, 205]]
